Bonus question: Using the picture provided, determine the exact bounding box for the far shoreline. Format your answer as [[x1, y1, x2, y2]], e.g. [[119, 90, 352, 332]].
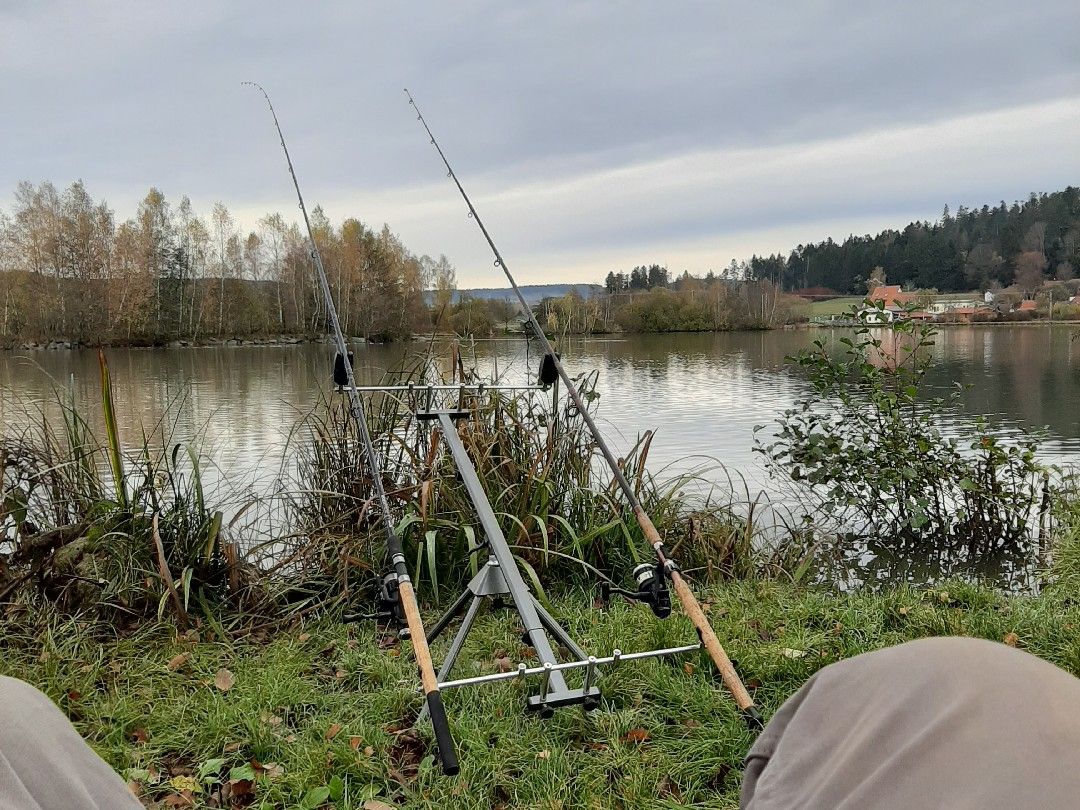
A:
[[4, 318, 1079, 352]]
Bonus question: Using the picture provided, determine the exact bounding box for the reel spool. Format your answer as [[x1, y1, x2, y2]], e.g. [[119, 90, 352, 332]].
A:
[[343, 571, 407, 628], [600, 562, 672, 619]]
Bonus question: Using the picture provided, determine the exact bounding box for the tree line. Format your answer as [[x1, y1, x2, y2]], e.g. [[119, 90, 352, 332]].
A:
[[741, 187, 1079, 294], [0, 180, 438, 346], [535, 276, 802, 334]]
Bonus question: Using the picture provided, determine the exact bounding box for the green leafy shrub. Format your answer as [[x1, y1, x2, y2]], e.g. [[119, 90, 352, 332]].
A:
[[756, 308, 1047, 548]]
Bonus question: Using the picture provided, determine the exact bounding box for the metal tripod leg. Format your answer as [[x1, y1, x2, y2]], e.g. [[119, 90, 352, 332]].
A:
[[534, 598, 588, 662], [426, 586, 474, 644], [435, 594, 484, 684], [419, 593, 485, 723], [412, 411, 602, 713]]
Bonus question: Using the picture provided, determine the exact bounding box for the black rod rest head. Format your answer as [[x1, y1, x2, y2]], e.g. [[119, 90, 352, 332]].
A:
[[333, 351, 354, 387], [538, 352, 560, 387]]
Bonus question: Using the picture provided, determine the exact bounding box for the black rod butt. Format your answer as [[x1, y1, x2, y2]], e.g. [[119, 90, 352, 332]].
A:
[[742, 706, 764, 731], [426, 690, 460, 775]]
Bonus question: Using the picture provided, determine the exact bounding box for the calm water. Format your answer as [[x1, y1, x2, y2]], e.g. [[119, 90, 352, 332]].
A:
[[3, 327, 1080, 587], [2, 327, 1079, 497]]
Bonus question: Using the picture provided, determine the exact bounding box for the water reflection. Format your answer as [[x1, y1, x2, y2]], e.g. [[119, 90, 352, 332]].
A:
[[2, 326, 1078, 585]]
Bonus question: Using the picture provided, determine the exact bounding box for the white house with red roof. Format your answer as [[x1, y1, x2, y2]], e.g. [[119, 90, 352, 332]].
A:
[[859, 285, 920, 323]]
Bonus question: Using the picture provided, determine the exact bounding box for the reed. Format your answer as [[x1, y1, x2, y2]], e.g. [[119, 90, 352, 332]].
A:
[[0, 352, 269, 625], [1, 348, 761, 627], [263, 358, 759, 611]]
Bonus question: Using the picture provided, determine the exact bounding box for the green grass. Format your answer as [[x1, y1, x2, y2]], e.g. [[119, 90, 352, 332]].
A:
[[805, 296, 863, 316], [5, 579, 1080, 809]]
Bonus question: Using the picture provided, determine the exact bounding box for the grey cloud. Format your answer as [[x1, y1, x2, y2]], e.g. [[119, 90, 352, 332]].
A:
[[1, 0, 1078, 284]]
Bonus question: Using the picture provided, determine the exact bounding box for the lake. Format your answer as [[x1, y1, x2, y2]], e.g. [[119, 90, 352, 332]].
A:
[[2, 326, 1079, 584]]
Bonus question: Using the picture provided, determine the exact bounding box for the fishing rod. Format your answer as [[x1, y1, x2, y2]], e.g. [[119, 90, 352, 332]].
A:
[[404, 88, 761, 728], [244, 82, 459, 775]]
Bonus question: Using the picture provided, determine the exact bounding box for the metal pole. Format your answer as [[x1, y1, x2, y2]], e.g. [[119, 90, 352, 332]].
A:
[[245, 82, 458, 774], [405, 89, 759, 725]]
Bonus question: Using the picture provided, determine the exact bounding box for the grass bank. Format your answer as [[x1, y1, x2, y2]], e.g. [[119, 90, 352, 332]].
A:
[[4, 576, 1080, 809]]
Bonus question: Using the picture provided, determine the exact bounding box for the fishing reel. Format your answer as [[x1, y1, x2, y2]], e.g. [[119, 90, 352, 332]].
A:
[[343, 572, 407, 630], [601, 562, 672, 619]]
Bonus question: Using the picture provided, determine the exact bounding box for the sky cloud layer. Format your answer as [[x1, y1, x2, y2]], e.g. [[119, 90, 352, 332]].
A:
[[2, 1, 1078, 285]]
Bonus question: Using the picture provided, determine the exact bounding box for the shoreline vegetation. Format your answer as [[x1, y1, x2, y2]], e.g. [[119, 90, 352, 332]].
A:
[[2, 329, 1078, 807], [2, 182, 1077, 349]]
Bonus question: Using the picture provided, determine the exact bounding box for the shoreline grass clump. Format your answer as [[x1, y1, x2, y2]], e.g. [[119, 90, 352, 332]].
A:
[[2, 349, 759, 632], [0, 351, 272, 628], [268, 363, 758, 613]]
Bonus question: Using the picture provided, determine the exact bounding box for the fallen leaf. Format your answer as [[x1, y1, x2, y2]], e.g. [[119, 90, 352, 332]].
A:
[[363, 801, 396, 810], [67, 690, 81, 701], [225, 778, 255, 803], [938, 591, 951, 603], [683, 662, 696, 675], [298, 632, 311, 643], [349, 736, 363, 750], [624, 729, 650, 743], [261, 713, 282, 727], [214, 669, 235, 692], [168, 775, 202, 794], [495, 656, 514, 673], [781, 648, 808, 659], [1004, 632, 1020, 647], [167, 653, 191, 672], [130, 727, 149, 744], [260, 763, 284, 780], [223, 741, 242, 753], [325, 723, 343, 740], [536, 750, 551, 759], [162, 795, 194, 808], [898, 606, 911, 616], [363, 746, 374, 757]]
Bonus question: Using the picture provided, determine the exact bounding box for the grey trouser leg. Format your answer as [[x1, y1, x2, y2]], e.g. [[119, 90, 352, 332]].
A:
[[0, 676, 142, 809], [741, 636, 1080, 809]]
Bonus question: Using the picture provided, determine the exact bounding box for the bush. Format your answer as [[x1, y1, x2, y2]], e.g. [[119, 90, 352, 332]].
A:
[[755, 311, 1047, 548]]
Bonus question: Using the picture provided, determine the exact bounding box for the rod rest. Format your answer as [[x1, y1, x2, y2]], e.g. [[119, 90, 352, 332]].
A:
[[415, 409, 471, 421]]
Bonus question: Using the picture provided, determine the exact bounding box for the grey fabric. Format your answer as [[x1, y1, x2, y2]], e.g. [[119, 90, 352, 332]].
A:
[[0, 676, 142, 810], [741, 636, 1080, 809]]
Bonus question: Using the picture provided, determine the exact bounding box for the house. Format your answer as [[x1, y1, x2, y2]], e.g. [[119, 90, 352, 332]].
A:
[[929, 296, 985, 315], [859, 285, 918, 323]]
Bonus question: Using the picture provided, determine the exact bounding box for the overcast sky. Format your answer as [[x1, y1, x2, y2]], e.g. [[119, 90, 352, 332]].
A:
[[2, 1, 1078, 286]]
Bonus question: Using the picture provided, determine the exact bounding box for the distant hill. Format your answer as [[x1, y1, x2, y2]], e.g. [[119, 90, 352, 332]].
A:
[[441, 284, 603, 306]]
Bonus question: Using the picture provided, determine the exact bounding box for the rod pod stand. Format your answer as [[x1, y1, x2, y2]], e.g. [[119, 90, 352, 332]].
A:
[[416, 409, 708, 722], [404, 88, 760, 731], [417, 409, 600, 714]]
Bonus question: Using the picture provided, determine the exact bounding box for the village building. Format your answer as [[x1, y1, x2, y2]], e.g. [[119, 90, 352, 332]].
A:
[[859, 285, 930, 323]]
